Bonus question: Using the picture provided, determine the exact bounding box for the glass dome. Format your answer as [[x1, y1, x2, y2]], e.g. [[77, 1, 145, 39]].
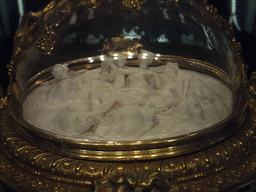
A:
[[13, 0, 239, 89], [8, 0, 246, 150]]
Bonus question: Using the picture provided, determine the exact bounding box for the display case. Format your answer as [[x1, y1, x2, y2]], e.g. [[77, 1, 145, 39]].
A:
[[0, 0, 256, 191]]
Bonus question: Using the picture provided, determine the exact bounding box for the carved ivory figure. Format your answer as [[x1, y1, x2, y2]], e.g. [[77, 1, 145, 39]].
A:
[[23, 51, 233, 140]]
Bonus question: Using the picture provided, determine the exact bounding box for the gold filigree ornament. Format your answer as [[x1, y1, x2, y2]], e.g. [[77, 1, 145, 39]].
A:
[[2, 0, 256, 191], [36, 26, 56, 55]]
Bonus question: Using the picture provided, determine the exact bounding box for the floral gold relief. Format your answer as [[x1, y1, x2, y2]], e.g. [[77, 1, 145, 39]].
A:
[[95, 170, 179, 192]]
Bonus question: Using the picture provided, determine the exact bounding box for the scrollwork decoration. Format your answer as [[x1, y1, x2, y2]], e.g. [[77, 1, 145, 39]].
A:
[[95, 169, 179, 192]]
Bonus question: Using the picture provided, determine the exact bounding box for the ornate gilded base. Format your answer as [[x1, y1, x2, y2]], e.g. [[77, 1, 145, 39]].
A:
[[0, 95, 256, 192]]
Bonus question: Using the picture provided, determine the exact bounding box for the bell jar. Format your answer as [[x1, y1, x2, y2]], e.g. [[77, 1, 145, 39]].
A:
[[7, 0, 247, 159]]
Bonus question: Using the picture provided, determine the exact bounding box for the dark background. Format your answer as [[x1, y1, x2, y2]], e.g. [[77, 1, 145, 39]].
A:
[[0, 0, 256, 191], [0, 0, 50, 94]]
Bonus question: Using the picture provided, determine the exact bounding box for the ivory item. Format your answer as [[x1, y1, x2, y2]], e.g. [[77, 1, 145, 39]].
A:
[[23, 52, 232, 141]]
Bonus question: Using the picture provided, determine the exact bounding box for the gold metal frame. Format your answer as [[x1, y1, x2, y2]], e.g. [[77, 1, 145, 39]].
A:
[[1, 0, 256, 191]]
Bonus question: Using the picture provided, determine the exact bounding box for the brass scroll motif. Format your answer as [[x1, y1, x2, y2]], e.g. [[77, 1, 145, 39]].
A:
[[95, 170, 179, 192]]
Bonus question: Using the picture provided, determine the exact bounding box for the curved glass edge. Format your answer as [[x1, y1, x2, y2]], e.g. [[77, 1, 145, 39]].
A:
[[6, 56, 248, 158], [10, 0, 239, 94]]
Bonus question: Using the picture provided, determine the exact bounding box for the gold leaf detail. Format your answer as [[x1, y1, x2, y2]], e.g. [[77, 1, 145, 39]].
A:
[[101, 35, 143, 55], [0, 97, 7, 109], [122, 0, 143, 10], [36, 26, 56, 55]]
